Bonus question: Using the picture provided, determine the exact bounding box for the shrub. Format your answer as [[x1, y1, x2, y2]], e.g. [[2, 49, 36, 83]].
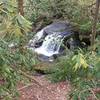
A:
[[49, 48, 100, 99], [0, 38, 36, 99]]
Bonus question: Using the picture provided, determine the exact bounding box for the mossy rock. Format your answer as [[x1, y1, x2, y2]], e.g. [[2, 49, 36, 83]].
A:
[[34, 62, 54, 74]]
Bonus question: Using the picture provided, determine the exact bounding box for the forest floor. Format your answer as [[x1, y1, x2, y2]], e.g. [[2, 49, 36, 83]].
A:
[[17, 75, 71, 100]]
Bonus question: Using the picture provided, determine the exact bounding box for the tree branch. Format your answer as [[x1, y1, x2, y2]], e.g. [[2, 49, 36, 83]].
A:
[[91, 0, 100, 50], [19, 70, 42, 87]]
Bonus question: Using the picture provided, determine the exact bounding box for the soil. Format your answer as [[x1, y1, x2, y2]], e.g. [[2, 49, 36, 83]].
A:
[[18, 75, 71, 100]]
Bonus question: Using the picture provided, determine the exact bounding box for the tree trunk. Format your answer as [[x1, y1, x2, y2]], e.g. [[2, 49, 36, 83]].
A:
[[18, 0, 24, 16], [91, 0, 100, 50]]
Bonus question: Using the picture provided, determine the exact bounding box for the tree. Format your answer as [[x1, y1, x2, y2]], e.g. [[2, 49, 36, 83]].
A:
[[18, 0, 24, 16], [0, 0, 31, 38], [91, 0, 100, 50]]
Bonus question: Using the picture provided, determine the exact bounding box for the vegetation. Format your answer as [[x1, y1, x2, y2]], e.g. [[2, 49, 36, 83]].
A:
[[49, 48, 100, 99], [0, 0, 100, 99]]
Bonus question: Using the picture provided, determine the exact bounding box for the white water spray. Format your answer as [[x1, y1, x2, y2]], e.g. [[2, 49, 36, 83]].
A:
[[35, 32, 64, 57]]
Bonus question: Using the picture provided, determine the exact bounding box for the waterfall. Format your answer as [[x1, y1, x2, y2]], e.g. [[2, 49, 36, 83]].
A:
[[27, 22, 75, 58], [27, 29, 44, 49], [35, 32, 64, 57]]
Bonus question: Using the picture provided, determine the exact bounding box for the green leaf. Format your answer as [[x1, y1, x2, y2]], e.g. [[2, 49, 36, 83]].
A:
[[72, 53, 88, 71]]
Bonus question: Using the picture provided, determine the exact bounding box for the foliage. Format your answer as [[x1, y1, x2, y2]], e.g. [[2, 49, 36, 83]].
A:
[[0, 38, 36, 99], [0, 0, 32, 38], [0, 1, 36, 99], [72, 50, 88, 71], [0, 0, 100, 99], [49, 35, 100, 99], [25, 0, 100, 34], [49, 47, 100, 99], [70, 79, 100, 100], [0, 40, 18, 99]]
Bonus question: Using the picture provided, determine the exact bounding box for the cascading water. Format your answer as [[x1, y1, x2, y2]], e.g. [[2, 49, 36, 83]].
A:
[[27, 29, 44, 49], [35, 32, 64, 57], [27, 21, 81, 61]]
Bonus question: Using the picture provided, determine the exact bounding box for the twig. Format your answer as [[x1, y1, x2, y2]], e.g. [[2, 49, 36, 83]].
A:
[[78, 87, 99, 100], [78, 88, 89, 100], [19, 70, 42, 87], [90, 88, 99, 100], [18, 83, 35, 91], [92, 88, 100, 94]]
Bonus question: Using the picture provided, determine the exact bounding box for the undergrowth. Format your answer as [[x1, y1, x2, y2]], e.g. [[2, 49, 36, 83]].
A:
[[26, 0, 100, 34], [49, 46, 100, 99], [0, 0, 100, 100], [0, 38, 36, 99]]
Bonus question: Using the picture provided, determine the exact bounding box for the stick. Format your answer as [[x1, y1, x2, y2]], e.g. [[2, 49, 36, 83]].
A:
[[90, 89, 99, 100], [18, 83, 35, 91], [19, 70, 42, 86]]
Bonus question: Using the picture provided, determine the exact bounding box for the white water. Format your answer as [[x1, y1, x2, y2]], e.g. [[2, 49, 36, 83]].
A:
[[35, 32, 63, 57], [27, 29, 44, 48], [35, 29, 44, 40]]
